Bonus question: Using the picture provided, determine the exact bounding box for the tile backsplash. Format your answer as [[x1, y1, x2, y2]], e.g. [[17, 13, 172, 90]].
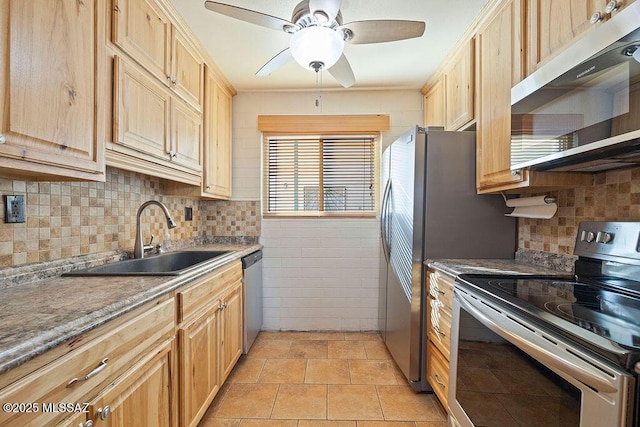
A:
[[0, 167, 260, 268], [519, 166, 640, 255]]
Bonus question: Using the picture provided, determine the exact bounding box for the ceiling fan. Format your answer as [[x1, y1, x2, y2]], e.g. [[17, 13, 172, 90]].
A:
[[204, 0, 426, 87]]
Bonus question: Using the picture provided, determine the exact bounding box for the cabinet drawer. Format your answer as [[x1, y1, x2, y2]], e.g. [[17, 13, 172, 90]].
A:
[[427, 296, 452, 360], [427, 341, 449, 410], [428, 270, 454, 309], [0, 297, 175, 427], [177, 260, 242, 323], [87, 338, 176, 427]]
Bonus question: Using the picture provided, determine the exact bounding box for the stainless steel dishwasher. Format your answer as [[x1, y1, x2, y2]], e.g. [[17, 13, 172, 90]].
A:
[[241, 250, 263, 353]]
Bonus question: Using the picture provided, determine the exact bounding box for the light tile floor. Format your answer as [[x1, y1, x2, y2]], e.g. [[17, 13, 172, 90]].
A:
[[199, 331, 448, 427]]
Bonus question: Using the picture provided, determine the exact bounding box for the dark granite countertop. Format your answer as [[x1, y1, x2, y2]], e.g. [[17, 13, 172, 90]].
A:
[[426, 258, 571, 278], [0, 244, 261, 376]]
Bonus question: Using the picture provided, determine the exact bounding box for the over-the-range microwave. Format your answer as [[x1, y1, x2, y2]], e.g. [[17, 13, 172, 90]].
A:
[[510, 1, 640, 173]]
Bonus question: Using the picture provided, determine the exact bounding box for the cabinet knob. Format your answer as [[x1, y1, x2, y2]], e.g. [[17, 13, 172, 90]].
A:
[[0, 134, 5, 144], [97, 405, 111, 421], [206, 184, 212, 190], [79, 421, 94, 427], [605, 0, 620, 13], [590, 11, 603, 24]]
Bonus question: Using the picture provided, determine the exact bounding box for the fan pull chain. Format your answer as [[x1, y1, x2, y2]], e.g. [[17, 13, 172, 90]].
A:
[[315, 69, 323, 111]]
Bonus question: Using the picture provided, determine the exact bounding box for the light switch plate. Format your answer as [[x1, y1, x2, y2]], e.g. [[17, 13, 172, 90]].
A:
[[5, 195, 25, 223]]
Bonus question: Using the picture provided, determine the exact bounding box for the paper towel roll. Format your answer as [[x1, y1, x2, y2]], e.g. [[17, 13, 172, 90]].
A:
[[504, 195, 557, 219]]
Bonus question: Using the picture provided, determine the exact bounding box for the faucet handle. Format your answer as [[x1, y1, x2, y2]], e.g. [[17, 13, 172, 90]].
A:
[[143, 235, 155, 253]]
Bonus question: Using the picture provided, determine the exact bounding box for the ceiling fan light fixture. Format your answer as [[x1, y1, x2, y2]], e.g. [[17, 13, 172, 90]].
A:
[[290, 26, 344, 71]]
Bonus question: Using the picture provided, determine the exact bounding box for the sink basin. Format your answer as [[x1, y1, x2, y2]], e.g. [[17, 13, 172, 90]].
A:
[[63, 250, 232, 276]]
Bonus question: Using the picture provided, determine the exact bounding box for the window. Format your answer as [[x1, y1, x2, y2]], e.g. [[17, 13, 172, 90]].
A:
[[263, 134, 377, 216]]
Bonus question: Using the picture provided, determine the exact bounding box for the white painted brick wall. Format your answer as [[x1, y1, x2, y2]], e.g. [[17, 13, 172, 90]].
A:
[[232, 89, 422, 331], [260, 217, 381, 331]]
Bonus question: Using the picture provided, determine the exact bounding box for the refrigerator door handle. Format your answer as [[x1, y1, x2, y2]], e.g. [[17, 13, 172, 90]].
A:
[[381, 179, 392, 263]]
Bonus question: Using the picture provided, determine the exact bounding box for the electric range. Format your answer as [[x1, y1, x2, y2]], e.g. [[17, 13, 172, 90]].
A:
[[451, 221, 640, 427]]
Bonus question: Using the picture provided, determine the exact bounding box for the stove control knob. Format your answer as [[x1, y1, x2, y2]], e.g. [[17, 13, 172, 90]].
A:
[[596, 231, 613, 244], [582, 231, 596, 242]]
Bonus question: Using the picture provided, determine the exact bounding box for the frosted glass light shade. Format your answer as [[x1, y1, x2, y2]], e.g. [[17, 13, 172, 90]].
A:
[[290, 26, 344, 71]]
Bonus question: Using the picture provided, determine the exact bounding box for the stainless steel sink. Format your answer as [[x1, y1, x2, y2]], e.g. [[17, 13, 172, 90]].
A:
[[63, 250, 232, 276]]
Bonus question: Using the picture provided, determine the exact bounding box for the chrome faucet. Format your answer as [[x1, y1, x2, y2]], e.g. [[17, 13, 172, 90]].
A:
[[134, 200, 178, 259]]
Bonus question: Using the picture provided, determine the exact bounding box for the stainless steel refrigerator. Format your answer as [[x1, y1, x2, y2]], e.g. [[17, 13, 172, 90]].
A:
[[379, 126, 516, 391]]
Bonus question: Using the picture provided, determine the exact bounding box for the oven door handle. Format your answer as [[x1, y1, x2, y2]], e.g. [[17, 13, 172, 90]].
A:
[[456, 292, 619, 394]]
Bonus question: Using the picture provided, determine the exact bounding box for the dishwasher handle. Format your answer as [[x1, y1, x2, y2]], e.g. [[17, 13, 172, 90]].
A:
[[242, 250, 263, 269]]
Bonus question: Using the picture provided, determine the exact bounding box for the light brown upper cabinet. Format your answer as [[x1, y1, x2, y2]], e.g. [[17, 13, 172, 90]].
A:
[[0, 0, 105, 181], [476, 0, 526, 192], [444, 38, 475, 130], [113, 56, 202, 184], [203, 68, 233, 199], [524, 0, 637, 75], [113, 0, 204, 111], [423, 78, 446, 127]]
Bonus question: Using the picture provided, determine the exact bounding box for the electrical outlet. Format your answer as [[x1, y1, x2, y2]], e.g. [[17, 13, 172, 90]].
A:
[[5, 195, 25, 223], [184, 206, 193, 221]]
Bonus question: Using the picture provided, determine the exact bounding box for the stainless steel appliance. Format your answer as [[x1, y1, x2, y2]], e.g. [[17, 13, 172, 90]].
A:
[[510, 0, 640, 173], [379, 126, 516, 391], [242, 250, 263, 353], [450, 221, 640, 427]]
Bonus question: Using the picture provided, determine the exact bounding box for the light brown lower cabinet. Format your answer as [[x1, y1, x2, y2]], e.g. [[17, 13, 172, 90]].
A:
[[0, 296, 175, 427], [177, 261, 244, 427], [178, 300, 222, 427], [427, 341, 449, 408], [0, 261, 244, 427], [220, 282, 243, 383], [426, 269, 455, 411], [84, 338, 177, 427]]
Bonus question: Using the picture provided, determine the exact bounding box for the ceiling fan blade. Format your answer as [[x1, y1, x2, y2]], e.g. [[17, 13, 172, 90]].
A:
[[309, 0, 342, 23], [204, 1, 297, 32], [341, 20, 426, 44], [256, 48, 294, 76], [328, 54, 355, 88]]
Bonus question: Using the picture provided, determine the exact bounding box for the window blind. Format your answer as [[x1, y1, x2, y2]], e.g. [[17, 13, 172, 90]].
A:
[[263, 134, 376, 216]]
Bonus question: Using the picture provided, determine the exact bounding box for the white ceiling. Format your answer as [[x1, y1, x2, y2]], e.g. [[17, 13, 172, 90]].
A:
[[170, 0, 489, 92]]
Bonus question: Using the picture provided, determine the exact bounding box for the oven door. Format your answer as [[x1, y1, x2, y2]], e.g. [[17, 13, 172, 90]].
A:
[[449, 287, 634, 427]]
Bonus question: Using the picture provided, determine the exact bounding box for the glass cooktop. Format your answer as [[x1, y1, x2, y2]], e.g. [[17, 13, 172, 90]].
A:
[[456, 274, 640, 365]]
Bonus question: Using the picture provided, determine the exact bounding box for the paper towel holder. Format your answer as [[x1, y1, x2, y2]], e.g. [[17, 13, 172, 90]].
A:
[[500, 193, 558, 219]]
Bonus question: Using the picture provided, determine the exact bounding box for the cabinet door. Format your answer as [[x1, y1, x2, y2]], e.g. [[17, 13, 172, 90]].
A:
[[88, 339, 177, 427], [0, 0, 104, 180], [171, 27, 205, 111], [423, 78, 445, 127], [112, 0, 172, 87], [178, 304, 221, 427], [476, 0, 525, 191], [113, 56, 171, 161], [526, 0, 607, 74], [444, 38, 475, 130], [170, 98, 202, 173], [204, 71, 233, 199], [426, 341, 449, 410], [220, 281, 243, 383]]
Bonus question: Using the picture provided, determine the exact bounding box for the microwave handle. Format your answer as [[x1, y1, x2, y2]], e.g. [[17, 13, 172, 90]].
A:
[[456, 292, 618, 394]]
